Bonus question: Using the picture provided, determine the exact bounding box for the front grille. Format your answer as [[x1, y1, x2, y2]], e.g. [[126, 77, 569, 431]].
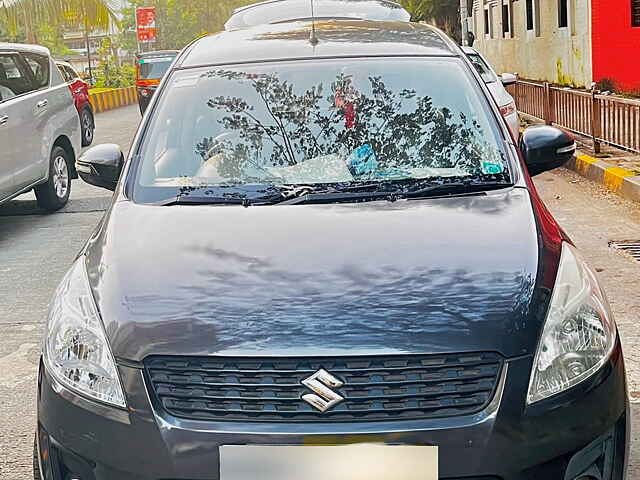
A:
[[145, 352, 503, 422]]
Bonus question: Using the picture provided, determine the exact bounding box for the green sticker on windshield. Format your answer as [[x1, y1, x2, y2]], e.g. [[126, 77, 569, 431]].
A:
[[481, 161, 504, 175]]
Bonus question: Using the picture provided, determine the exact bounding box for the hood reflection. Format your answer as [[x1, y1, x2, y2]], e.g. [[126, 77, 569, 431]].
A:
[[119, 261, 534, 357], [88, 189, 543, 360]]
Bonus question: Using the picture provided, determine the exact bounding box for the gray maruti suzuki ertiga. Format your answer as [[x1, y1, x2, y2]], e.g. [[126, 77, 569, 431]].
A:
[[36, 19, 628, 480]]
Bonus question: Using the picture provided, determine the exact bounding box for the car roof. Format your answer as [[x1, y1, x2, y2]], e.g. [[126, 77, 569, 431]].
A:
[[179, 20, 459, 68], [0, 42, 50, 56], [136, 50, 179, 59], [225, 0, 410, 30], [461, 46, 477, 55]]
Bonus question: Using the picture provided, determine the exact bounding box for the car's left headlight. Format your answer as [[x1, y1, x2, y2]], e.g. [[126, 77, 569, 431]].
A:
[[43, 258, 126, 408], [527, 242, 617, 404]]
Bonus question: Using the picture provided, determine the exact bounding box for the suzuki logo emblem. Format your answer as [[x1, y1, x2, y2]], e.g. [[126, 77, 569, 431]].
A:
[[301, 369, 344, 412]]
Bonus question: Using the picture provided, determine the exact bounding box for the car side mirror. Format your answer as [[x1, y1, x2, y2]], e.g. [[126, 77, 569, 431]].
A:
[[520, 126, 576, 176], [76, 144, 124, 191], [501, 73, 517, 86]]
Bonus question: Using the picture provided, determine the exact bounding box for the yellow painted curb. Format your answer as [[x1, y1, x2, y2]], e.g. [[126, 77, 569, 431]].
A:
[[88, 86, 137, 114], [576, 154, 599, 164], [575, 153, 637, 193], [96, 93, 105, 113], [604, 166, 636, 192], [574, 154, 598, 175]]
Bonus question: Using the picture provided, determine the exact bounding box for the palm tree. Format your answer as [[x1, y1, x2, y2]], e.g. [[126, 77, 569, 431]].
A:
[[1, 0, 118, 82], [0, 0, 118, 43]]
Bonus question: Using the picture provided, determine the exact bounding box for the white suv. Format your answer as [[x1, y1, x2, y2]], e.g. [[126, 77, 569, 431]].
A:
[[0, 43, 81, 211]]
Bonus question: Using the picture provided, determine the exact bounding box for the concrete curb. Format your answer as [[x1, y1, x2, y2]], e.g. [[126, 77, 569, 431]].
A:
[[567, 153, 640, 203], [88, 86, 137, 114]]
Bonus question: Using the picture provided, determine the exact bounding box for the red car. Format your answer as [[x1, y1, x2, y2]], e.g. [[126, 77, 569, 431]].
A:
[[56, 61, 95, 146]]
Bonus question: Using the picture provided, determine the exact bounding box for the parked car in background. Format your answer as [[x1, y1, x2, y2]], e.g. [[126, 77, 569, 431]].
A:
[[0, 43, 81, 211], [135, 50, 178, 114], [225, 0, 410, 30], [37, 20, 628, 480], [462, 46, 519, 139], [56, 61, 94, 146]]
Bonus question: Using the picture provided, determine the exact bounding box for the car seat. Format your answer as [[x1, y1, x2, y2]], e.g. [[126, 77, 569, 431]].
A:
[[0, 64, 16, 101]]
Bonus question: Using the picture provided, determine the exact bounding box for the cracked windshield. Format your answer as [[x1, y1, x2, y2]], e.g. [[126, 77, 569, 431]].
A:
[[135, 58, 509, 202]]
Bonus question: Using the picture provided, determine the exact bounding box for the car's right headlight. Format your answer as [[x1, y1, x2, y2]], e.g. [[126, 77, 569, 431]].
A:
[[527, 242, 617, 404], [43, 258, 126, 408]]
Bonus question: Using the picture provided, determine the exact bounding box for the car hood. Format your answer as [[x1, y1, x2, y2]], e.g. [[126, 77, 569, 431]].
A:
[[86, 188, 544, 362]]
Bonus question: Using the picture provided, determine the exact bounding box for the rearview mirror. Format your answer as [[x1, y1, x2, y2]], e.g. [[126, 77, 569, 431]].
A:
[[520, 126, 576, 176], [76, 144, 124, 191], [501, 73, 517, 86]]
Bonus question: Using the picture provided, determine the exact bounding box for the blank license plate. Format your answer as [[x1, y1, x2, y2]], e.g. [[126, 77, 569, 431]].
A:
[[220, 445, 438, 480]]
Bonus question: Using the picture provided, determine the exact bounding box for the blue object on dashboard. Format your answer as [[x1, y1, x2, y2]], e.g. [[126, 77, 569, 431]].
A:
[[349, 144, 378, 175]]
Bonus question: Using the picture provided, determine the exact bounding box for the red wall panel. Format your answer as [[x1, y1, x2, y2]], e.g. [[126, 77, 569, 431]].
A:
[[592, 0, 640, 92]]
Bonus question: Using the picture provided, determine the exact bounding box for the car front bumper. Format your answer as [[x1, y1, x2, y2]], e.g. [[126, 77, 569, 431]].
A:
[[37, 342, 629, 480]]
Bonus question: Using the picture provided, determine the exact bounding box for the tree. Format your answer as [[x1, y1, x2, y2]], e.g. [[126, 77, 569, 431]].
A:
[[94, 37, 135, 87], [123, 0, 259, 51], [196, 69, 503, 183], [399, 0, 461, 43], [0, 0, 118, 43], [35, 22, 75, 55]]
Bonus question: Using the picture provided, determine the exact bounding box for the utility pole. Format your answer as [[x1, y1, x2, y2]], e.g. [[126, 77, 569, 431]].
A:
[[83, 11, 93, 83], [78, 0, 94, 83], [460, 0, 469, 45], [134, 6, 140, 54]]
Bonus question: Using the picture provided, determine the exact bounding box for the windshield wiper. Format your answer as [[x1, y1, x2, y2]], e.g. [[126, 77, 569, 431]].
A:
[[275, 190, 396, 205], [155, 195, 254, 206], [154, 184, 292, 206], [402, 181, 513, 198], [154, 180, 513, 207], [273, 181, 512, 205], [157, 196, 247, 206]]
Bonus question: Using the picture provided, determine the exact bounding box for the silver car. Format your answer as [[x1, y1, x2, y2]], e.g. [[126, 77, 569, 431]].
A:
[[225, 0, 410, 30], [462, 46, 519, 139], [0, 43, 81, 211]]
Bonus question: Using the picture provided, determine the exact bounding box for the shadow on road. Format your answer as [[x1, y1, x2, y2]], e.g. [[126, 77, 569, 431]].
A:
[[0, 196, 112, 218], [0, 194, 111, 249]]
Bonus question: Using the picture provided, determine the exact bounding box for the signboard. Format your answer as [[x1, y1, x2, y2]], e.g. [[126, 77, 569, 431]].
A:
[[136, 7, 157, 43]]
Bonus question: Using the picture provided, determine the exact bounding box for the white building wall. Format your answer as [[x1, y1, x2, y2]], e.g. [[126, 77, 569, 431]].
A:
[[465, 0, 593, 87]]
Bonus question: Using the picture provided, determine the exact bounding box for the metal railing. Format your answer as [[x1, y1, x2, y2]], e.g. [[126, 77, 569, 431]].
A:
[[507, 80, 640, 154]]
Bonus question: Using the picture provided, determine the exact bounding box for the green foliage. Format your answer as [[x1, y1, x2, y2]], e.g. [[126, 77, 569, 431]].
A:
[[124, 0, 261, 50], [0, 0, 118, 43], [94, 40, 135, 88], [35, 23, 74, 55], [398, 0, 461, 42], [0, 19, 23, 42], [400, 0, 429, 21], [94, 61, 134, 88], [596, 78, 617, 93]]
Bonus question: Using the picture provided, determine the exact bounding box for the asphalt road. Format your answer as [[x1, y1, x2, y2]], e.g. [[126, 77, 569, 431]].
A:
[[1, 104, 640, 478]]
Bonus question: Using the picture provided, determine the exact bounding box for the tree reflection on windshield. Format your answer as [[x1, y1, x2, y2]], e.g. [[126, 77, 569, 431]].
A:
[[195, 68, 504, 185]]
